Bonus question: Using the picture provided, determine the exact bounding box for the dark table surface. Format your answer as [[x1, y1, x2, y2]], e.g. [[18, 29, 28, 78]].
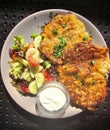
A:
[[0, 0, 110, 130]]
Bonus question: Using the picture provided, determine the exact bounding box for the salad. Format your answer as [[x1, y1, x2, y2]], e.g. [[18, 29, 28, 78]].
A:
[[9, 34, 55, 95]]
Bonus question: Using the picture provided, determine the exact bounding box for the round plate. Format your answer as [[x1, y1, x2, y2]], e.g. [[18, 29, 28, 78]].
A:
[[0, 9, 106, 118]]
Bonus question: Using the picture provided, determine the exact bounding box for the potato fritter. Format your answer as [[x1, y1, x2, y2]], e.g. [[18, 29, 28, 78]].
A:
[[40, 13, 92, 64], [40, 13, 110, 110], [57, 59, 109, 110]]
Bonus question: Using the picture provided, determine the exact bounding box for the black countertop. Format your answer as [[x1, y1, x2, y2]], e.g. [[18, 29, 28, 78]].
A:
[[0, 0, 110, 130]]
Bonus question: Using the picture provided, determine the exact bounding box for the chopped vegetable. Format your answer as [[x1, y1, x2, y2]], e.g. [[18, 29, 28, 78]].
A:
[[49, 11, 53, 19], [42, 69, 54, 81], [9, 61, 23, 79], [35, 73, 44, 89], [28, 56, 39, 67], [12, 35, 25, 51], [31, 33, 39, 39], [90, 60, 95, 65], [53, 37, 67, 58], [81, 79, 85, 86], [29, 65, 43, 78], [61, 23, 66, 28], [21, 68, 32, 82], [26, 47, 43, 66], [17, 57, 29, 67], [29, 80, 38, 94], [82, 32, 90, 41], [91, 80, 96, 85], [73, 73, 80, 79], [52, 29, 58, 35], [43, 61, 51, 69], [33, 34, 42, 49], [20, 84, 29, 93]]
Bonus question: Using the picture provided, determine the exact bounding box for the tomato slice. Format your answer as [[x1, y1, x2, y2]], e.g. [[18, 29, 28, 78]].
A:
[[28, 56, 39, 66], [22, 86, 29, 93], [42, 69, 54, 81]]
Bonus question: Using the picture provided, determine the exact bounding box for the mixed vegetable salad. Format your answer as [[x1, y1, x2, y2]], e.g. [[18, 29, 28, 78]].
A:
[[9, 34, 55, 95]]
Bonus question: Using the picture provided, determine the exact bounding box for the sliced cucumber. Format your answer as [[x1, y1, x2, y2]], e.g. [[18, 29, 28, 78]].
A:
[[33, 34, 42, 49], [35, 73, 44, 89], [29, 80, 37, 94], [29, 65, 43, 79]]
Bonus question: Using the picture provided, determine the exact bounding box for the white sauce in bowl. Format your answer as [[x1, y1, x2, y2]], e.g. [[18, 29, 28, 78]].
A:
[[39, 87, 66, 111], [36, 81, 70, 118]]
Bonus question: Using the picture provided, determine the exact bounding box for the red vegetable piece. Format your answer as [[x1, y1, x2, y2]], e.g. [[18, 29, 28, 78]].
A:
[[42, 69, 54, 82], [28, 56, 39, 66]]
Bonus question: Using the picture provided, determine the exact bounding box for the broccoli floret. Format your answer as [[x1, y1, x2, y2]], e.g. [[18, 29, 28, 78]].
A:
[[12, 35, 26, 51], [9, 61, 23, 79]]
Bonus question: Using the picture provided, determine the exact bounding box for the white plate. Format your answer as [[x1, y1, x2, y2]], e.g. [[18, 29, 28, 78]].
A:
[[0, 9, 107, 118]]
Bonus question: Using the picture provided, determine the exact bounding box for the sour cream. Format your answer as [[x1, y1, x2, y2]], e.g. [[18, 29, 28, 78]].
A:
[[36, 81, 70, 118], [39, 87, 66, 111]]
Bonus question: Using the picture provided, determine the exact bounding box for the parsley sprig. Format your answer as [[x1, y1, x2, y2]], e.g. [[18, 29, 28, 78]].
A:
[[53, 37, 67, 58]]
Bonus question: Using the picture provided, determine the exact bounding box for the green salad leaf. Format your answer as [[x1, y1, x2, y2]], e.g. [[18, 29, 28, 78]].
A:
[[12, 35, 26, 51], [9, 61, 23, 79]]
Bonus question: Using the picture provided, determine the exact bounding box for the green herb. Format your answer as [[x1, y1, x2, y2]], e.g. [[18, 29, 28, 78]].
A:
[[49, 11, 53, 19], [43, 61, 51, 69], [73, 73, 80, 79], [52, 29, 58, 35], [90, 60, 95, 65], [91, 80, 96, 85], [69, 35, 73, 40], [82, 35, 89, 41], [53, 37, 67, 58], [31, 33, 39, 39], [62, 31, 66, 34], [78, 52, 81, 57], [58, 37, 66, 46], [81, 79, 85, 86], [73, 73, 85, 86], [53, 46, 63, 58], [61, 23, 66, 28], [41, 25, 45, 30]]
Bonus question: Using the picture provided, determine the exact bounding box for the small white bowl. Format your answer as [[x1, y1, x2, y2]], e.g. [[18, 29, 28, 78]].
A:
[[36, 81, 70, 118]]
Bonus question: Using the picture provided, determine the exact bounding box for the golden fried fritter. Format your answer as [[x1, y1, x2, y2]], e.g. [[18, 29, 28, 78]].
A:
[[40, 13, 92, 64], [57, 59, 109, 110]]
